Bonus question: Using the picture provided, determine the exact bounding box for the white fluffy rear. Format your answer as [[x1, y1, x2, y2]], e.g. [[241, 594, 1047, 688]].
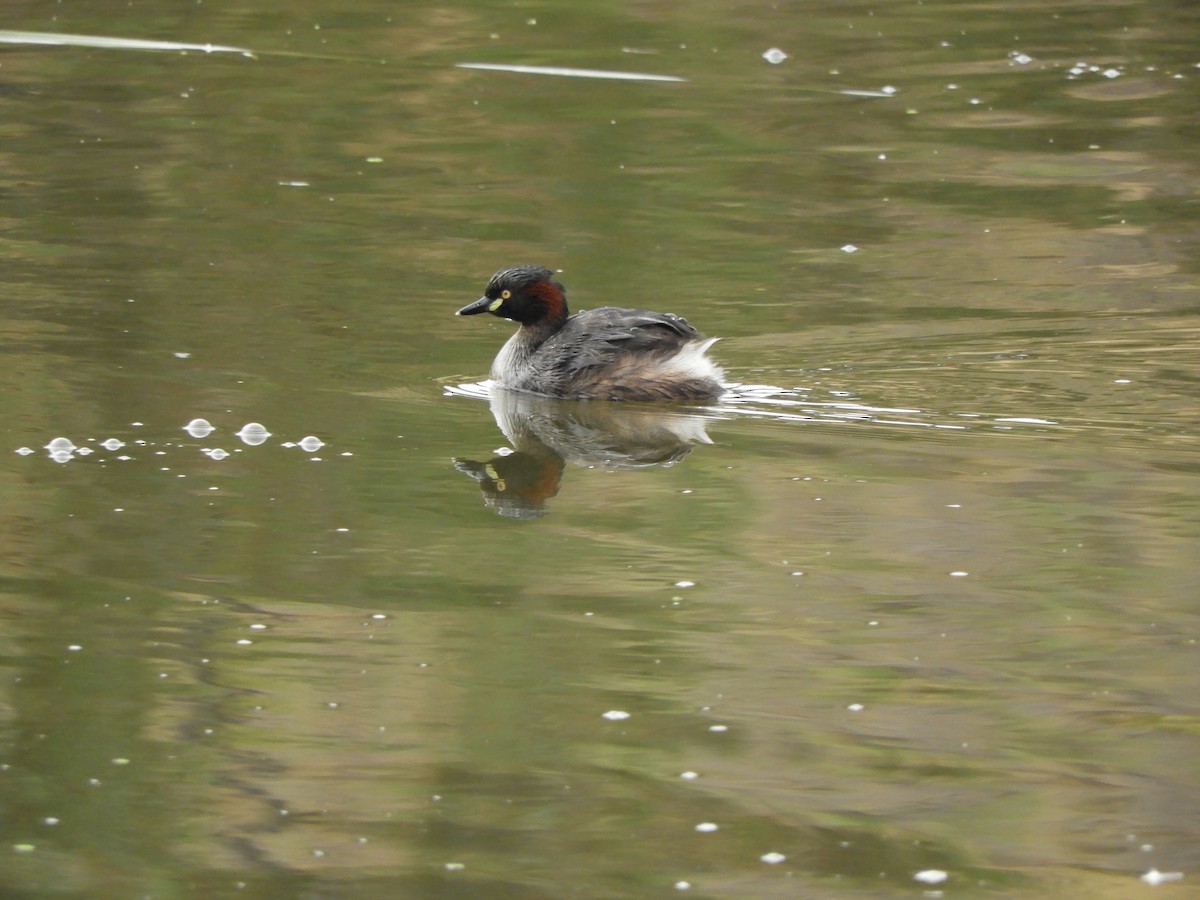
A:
[[656, 337, 725, 385]]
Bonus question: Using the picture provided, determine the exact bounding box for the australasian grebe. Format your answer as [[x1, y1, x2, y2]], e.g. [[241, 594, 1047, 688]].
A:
[[456, 265, 725, 401]]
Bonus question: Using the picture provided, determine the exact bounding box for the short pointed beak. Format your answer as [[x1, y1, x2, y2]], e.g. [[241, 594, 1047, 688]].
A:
[[456, 296, 492, 316]]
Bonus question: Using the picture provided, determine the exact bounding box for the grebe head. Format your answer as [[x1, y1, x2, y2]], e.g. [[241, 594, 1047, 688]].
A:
[[456, 265, 568, 326]]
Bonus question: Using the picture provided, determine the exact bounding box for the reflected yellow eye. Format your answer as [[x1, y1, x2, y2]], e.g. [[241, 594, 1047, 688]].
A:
[[501, 289, 512, 299]]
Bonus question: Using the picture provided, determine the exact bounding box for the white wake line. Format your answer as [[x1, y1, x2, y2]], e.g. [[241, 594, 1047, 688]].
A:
[[0, 34, 897, 96], [0, 30, 255, 57], [457, 62, 686, 83]]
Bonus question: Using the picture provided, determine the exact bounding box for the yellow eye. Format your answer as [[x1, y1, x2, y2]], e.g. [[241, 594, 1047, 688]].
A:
[[501, 289, 512, 299]]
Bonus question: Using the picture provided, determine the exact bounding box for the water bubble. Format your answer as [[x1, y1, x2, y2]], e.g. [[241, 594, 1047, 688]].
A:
[[914, 870, 948, 884], [236, 423, 271, 446], [100, 439, 125, 451], [184, 418, 215, 438], [762, 47, 788, 65], [602, 710, 631, 721], [1141, 869, 1183, 886], [45, 437, 76, 453], [298, 436, 325, 452]]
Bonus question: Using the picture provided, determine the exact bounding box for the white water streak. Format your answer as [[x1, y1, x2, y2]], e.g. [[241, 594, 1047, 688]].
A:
[[0, 30, 255, 57], [457, 62, 685, 83]]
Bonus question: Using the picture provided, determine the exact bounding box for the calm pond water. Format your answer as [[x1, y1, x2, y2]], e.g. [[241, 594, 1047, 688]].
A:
[[2, 0, 1199, 897]]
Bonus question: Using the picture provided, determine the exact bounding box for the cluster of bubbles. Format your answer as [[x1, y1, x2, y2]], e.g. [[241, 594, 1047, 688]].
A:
[[1065, 60, 1123, 80], [1008, 50, 1194, 83], [16, 420, 326, 464]]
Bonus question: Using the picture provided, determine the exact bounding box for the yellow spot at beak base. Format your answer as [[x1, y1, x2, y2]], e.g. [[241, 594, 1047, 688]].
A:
[[488, 298, 505, 312]]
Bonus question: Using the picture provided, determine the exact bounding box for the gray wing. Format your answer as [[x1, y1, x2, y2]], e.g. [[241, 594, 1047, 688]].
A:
[[547, 307, 704, 373]]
